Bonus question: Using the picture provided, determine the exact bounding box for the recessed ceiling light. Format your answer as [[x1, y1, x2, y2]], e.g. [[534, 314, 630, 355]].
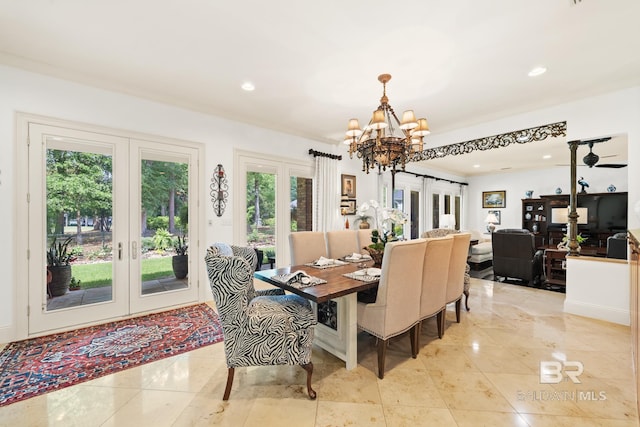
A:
[[528, 66, 547, 77], [543, 154, 552, 159], [241, 82, 255, 91], [473, 164, 480, 168]]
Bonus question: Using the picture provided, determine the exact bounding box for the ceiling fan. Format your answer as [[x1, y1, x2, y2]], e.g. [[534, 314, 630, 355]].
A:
[[557, 137, 627, 168], [582, 138, 627, 168]]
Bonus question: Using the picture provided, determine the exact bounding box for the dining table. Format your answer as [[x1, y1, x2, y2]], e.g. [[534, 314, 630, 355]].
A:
[[254, 260, 379, 370]]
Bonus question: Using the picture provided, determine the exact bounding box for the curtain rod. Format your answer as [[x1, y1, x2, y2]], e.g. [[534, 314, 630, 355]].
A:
[[397, 170, 468, 186], [308, 149, 342, 160]]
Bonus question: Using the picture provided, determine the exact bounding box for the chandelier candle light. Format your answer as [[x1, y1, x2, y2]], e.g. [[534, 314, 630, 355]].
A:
[[344, 74, 430, 174]]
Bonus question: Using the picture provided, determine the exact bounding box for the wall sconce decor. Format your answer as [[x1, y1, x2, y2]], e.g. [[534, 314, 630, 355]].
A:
[[210, 164, 228, 217]]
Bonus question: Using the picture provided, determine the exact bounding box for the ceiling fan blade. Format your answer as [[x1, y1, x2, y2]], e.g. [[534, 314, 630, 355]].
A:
[[595, 163, 627, 168]]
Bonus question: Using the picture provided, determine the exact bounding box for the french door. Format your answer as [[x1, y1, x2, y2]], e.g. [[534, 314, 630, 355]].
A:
[[24, 121, 200, 336], [235, 151, 313, 267]]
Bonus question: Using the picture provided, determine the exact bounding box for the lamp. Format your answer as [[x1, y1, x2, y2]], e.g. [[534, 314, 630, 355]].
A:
[[485, 212, 499, 233], [439, 214, 455, 229], [340, 194, 350, 229], [344, 74, 429, 174]]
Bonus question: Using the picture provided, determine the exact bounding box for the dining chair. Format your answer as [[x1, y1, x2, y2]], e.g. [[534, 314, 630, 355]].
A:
[[357, 239, 427, 379], [326, 230, 359, 259], [205, 247, 317, 400], [210, 242, 285, 300], [418, 236, 453, 344], [357, 229, 373, 251], [289, 231, 328, 265], [445, 232, 472, 327]]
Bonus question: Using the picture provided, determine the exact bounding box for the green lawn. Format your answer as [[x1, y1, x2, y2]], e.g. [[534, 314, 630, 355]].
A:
[[71, 257, 174, 288]]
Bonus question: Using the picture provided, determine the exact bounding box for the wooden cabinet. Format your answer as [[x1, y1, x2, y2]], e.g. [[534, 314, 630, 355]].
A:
[[629, 230, 639, 416], [522, 198, 548, 246], [543, 247, 566, 288]]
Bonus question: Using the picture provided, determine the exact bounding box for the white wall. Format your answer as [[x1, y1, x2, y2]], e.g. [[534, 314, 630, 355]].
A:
[[0, 65, 341, 341], [467, 166, 628, 232], [426, 87, 640, 233], [565, 257, 630, 325], [1, 63, 638, 340]]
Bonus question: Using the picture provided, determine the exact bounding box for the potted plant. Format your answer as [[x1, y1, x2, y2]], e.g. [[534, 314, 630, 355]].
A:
[[557, 233, 587, 251], [172, 235, 188, 279], [47, 236, 75, 297]]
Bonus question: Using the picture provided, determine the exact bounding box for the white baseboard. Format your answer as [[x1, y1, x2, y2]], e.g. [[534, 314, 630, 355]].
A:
[[564, 299, 630, 326]]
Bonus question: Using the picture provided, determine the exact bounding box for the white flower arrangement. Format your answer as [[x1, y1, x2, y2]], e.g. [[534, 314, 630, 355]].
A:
[[357, 200, 408, 248]]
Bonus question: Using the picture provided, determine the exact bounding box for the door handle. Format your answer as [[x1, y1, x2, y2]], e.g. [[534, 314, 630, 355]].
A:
[[118, 242, 123, 260], [132, 241, 138, 260]]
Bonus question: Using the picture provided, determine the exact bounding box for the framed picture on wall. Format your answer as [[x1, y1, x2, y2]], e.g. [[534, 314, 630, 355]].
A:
[[482, 190, 506, 208], [341, 174, 356, 198], [488, 210, 501, 225], [344, 199, 356, 215]]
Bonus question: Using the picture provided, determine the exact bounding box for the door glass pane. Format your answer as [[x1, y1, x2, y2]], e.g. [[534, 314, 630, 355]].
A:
[[46, 147, 113, 310], [411, 191, 419, 239], [455, 195, 461, 230], [291, 176, 313, 232], [140, 159, 189, 295], [247, 171, 276, 267], [432, 194, 440, 229]]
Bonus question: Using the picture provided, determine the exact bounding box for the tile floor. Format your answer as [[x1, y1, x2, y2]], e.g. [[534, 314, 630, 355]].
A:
[[1, 277, 638, 426]]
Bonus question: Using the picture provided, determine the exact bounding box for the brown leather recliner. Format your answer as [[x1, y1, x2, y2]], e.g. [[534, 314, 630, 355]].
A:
[[491, 229, 544, 285]]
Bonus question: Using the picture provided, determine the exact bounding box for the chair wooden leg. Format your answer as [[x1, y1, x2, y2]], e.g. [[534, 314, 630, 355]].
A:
[[436, 310, 444, 339], [377, 338, 388, 379], [409, 323, 420, 358], [301, 362, 317, 399], [464, 290, 470, 311], [222, 367, 234, 400], [455, 298, 462, 323]]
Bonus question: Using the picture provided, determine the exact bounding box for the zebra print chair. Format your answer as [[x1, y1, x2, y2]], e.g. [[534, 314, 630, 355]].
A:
[[205, 246, 318, 400], [210, 242, 285, 299]]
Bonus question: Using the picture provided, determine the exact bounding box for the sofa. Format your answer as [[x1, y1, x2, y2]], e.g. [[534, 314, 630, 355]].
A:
[[467, 230, 493, 270]]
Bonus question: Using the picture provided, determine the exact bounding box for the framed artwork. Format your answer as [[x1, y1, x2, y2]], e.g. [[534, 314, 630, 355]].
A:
[[341, 174, 356, 199], [344, 199, 356, 215], [482, 190, 506, 208], [488, 210, 501, 225]]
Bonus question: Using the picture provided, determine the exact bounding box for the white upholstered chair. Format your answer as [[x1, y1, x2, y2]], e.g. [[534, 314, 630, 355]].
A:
[[289, 231, 327, 265], [419, 236, 453, 342], [326, 230, 359, 259], [421, 229, 473, 311], [357, 229, 373, 251], [357, 239, 426, 379], [446, 232, 472, 326]]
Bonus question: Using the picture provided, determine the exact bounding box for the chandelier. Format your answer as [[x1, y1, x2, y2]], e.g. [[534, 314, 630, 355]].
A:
[[344, 74, 430, 174]]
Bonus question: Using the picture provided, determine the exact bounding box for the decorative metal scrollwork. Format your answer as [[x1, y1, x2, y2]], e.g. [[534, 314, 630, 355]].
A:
[[411, 121, 567, 162], [210, 164, 228, 217], [317, 301, 338, 330]]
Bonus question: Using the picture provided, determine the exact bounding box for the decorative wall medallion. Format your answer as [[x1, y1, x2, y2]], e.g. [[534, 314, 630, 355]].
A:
[[210, 164, 228, 217]]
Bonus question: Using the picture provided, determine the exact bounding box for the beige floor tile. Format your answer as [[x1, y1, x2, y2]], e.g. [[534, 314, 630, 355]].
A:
[[245, 397, 317, 427], [101, 389, 195, 426], [172, 395, 253, 427], [1, 278, 637, 426], [315, 364, 381, 404], [429, 370, 515, 412], [450, 409, 530, 427], [484, 372, 586, 417], [314, 401, 386, 427], [377, 367, 447, 408], [384, 405, 457, 426], [520, 413, 640, 427]]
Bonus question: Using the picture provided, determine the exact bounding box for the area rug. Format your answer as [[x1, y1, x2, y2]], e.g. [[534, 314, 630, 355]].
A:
[[0, 303, 223, 406]]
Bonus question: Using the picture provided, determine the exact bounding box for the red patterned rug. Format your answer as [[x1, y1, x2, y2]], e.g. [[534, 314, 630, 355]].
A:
[[0, 303, 223, 406]]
